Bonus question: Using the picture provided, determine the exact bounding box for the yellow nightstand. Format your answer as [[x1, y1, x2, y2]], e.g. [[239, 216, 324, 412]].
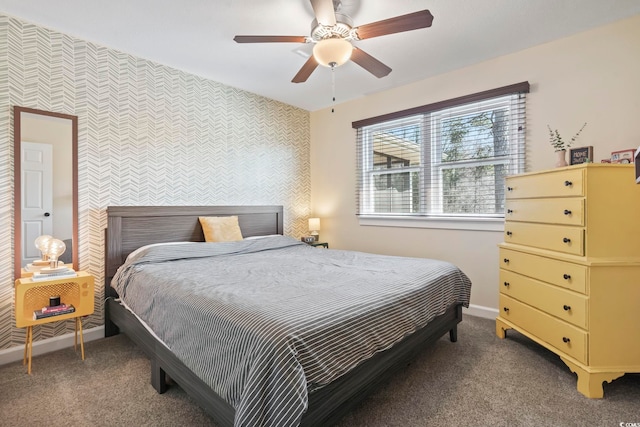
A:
[[15, 271, 94, 374]]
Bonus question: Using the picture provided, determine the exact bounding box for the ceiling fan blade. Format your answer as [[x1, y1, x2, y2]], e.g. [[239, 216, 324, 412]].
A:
[[310, 0, 337, 26], [355, 10, 434, 40], [350, 48, 392, 78], [234, 35, 307, 43], [292, 56, 319, 83]]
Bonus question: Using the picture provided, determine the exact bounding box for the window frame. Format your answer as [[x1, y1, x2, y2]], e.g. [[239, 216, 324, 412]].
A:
[[362, 115, 424, 216], [353, 82, 529, 231]]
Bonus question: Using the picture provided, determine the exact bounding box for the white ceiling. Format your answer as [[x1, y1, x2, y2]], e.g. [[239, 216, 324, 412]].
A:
[[1, 0, 639, 111]]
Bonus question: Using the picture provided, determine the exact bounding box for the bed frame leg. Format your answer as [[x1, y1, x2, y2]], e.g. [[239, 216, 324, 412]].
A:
[[151, 358, 168, 394], [449, 304, 462, 342], [449, 326, 458, 342], [104, 320, 119, 337], [104, 303, 120, 337]]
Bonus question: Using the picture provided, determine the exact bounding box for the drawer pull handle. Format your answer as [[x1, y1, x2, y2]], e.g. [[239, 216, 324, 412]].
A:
[[564, 180, 573, 187], [507, 186, 513, 191], [563, 237, 571, 243], [563, 274, 571, 280], [563, 209, 572, 215], [507, 209, 513, 214], [506, 231, 513, 236], [503, 307, 509, 313], [563, 305, 571, 311], [503, 258, 510, 264], [503, 282, 510, 287], [562, 337, 571, 343]]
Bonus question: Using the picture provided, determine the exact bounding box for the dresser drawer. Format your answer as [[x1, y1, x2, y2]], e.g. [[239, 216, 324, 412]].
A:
[[499, 295, 587, 364], [499, 270, 588, 329], [506, 168, 584, 199], [505, 198, 584, 226], [504, 222, 584, 256], [499, 248, 587, 294]]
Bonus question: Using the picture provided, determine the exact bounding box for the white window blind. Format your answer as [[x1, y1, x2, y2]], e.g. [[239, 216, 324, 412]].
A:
[[354, 82, 529, 219]]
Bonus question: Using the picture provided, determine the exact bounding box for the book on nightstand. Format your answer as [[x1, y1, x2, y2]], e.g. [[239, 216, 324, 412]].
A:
[[31, 268, 78, 281], [33, 304, 76, 320]]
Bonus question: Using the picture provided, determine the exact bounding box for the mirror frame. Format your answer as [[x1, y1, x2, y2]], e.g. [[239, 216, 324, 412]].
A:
[[14, 106, 79, 280]]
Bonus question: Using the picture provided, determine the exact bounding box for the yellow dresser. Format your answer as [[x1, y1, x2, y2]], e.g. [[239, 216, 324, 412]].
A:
[[496, 164, 640, 398]]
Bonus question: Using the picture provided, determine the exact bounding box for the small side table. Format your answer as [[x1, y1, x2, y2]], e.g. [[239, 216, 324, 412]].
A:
[[14, 271, 94, 374], [308, 242, 329, 248]]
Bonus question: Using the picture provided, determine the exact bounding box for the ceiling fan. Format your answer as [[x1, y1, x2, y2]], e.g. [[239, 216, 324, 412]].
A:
[[233, 0, 434, 83]]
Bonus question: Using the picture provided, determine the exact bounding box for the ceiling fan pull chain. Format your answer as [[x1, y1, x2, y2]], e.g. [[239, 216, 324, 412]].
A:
[[331, 63, 336, 113]]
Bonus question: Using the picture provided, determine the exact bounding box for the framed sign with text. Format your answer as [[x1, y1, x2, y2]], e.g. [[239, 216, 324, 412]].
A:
[[569, 146, 593, 165]]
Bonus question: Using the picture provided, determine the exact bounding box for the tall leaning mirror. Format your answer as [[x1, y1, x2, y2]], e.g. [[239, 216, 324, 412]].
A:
[[14, 106, 78, 280]]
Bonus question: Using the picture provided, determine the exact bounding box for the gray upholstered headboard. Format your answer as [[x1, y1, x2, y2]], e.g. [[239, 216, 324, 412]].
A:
[[104, 205, 284, 297]]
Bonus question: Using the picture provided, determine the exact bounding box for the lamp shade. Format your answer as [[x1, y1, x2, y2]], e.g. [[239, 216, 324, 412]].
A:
[[313, 38, 353, 68], [308, 218, 321, 232]]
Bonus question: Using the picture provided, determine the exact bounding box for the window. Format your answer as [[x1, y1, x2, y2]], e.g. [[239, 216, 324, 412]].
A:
[[354, 82, 528, 223]]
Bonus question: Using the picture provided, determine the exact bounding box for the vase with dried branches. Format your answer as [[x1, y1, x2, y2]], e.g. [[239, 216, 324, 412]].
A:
[[548, 122, 587, 167]]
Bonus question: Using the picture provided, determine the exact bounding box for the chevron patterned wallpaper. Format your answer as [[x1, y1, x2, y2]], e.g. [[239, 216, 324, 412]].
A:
[[0, 15, 311, 350]]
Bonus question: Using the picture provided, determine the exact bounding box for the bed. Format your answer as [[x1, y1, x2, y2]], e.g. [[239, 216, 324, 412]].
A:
[[104, 205, 471, 426]]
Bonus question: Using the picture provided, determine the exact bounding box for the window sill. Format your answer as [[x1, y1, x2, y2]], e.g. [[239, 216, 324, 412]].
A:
[[358, 215, 505, 232]]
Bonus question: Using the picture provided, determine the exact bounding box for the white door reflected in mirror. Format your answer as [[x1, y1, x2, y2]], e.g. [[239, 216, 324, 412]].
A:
[[21, 141, 53, 265]]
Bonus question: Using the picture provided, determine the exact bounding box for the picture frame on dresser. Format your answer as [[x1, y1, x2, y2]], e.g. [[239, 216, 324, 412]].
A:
[[569, 146, 593, 165], [611, 148, 636, 164]]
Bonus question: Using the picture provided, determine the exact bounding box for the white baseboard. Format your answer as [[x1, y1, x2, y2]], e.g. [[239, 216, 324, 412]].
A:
[[0, 325, 104, 366], [463, 304, 498, 320]]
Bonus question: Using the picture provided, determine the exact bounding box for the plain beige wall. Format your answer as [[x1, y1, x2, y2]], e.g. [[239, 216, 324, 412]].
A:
[[310, 15, 640, 316]]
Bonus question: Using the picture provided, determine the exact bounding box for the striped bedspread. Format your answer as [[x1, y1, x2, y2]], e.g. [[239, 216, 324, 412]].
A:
[[111, 236, 472, 427]]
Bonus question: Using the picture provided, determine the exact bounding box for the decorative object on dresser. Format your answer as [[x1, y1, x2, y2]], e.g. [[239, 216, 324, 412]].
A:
[[554, 150, 568, 168], [498, 164, 640, 398], [547, 123, 587, 167], [15, 271, 94, 374], [569, 146, 593, 165], [611, 148, 636, 164]]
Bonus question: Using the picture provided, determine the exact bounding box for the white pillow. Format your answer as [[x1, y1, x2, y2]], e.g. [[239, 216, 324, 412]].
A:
[[126, 241, 191, 261], [244, 234, 281, 240]]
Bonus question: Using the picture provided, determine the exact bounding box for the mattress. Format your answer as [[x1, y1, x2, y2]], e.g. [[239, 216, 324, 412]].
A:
[[111, 235, 472, 426]]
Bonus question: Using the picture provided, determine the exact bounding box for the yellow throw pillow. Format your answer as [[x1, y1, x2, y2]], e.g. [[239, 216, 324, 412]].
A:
[[199, 216, 244, 242]]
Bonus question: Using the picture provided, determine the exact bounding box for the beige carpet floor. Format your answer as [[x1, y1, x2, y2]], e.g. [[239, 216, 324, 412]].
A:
[[1, 315, 638, 426]]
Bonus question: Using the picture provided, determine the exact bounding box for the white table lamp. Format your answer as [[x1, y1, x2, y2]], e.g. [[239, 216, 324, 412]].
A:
[[308, 218, 321, 241]]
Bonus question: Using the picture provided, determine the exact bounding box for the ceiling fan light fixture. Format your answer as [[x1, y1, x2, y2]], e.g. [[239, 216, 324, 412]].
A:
[[313, 38, 353, 68]]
